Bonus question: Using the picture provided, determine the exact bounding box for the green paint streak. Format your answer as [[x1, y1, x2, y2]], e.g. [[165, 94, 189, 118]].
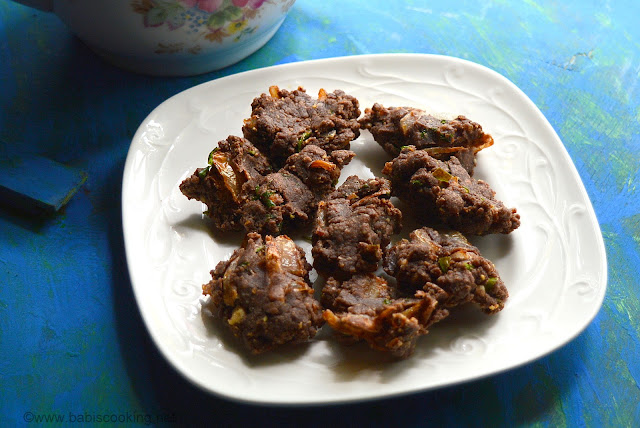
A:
[[40, 257, 54, 272], [601, 228, 640, 333], [35, 34, 49, 52], [513, 363, 567, 426], [387, 48, 413, 54], [622, 214, 640, 243], [622, 29, 640, 51], [556, 82, 638, 194], [608, 149, 640, 192], [594, 12, 612, 28], [569, 90, 626, 139], [41, 325, 57, 341], [80, 365, 143, 413], [523, 0, 557, 22], [460, 13, 525, 79], [519, 19, 534, 36], [588, 325, 640, 428], [523, 0, 545, 14], [31, 354, 38, 369]]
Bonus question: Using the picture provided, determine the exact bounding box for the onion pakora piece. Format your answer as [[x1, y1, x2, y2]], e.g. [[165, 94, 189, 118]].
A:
[[181, 138, 354, 236], [283, 144, 355, 198], [359, 103, 494, 174], [202, 233, 324, 354], [312, 176, 402, 280], [322, 274, 448, 358], [179, 136, 272, 231], [382, 146, 520, 235], [384, 227, 509, 314], [239, 145, 354, 235], [242, 86, 361, 166]]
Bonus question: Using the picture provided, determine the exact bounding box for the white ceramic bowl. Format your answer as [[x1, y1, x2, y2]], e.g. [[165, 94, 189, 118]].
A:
[[12, 0, 296, 76]]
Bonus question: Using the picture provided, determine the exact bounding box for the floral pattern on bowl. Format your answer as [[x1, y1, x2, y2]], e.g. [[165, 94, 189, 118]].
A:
[[131, 0, 294, 53]]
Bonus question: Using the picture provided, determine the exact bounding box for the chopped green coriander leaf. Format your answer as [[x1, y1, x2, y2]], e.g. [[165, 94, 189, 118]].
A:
[[252, 185, 261, 200], [297, 130, 312, 152], [485, 277, 498, 289], [260, 190, 275, 208], [420, 128, 438, 139], [438, 256, 451, 273], [198, 166, 211, 179]]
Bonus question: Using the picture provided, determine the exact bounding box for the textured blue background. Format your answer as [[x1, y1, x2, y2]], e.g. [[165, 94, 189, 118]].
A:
[[1, 1, 639, 426]]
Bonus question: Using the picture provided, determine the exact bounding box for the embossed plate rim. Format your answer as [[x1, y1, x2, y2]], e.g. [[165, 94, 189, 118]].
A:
[[122, 53, 607, 405]]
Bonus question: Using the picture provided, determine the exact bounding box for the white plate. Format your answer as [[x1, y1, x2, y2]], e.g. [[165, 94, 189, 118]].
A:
[[122, 54, 607, 405]]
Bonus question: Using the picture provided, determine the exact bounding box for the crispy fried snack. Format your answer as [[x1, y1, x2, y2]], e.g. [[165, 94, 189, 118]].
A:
[[180, 138, 354, 235], [242, 86, 361, 166], [202, 233, 324, 354], [239, 145, 354, 235], [382, 146, 520, 235], [384, 227, 509, 314], [359, 103, 494, 174], [322, 274, 448, 358], [312, 176, 402, 280], [179, 136, 272, 231]]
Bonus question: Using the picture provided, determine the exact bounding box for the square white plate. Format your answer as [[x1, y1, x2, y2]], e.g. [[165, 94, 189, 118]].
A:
[[122, 54, 607, 405]]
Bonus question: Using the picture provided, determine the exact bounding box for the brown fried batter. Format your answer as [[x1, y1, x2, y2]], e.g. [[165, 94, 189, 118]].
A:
[[382, 146, 520, 235], [282, 144, 355, 198], [384, 227, 509, 314], [242, 86, 361, 166], [239, 170, 315, 236], [179, 135, 272, 231], [180, 139, 354, 236], [321, 274, 448, 358], [188, 88, 517, 360], [202, 233, 324, 354], [359, 103, 494, 174], [311, 176, 402, 280], [239, 145, 354, 235]]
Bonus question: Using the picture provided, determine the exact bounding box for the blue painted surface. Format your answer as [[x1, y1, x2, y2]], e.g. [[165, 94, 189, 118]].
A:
[[0, 144, 87, 213], [1, 0, 639, 426]]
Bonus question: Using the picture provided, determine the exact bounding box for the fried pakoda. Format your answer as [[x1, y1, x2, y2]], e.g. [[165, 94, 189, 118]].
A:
[[382, 146, 520, 235], [359, 103, 494, 174], [202, 233, 324, 354]]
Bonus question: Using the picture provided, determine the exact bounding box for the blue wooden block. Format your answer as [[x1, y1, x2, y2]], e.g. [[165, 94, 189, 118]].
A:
[[0, 148, 87, 215]]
